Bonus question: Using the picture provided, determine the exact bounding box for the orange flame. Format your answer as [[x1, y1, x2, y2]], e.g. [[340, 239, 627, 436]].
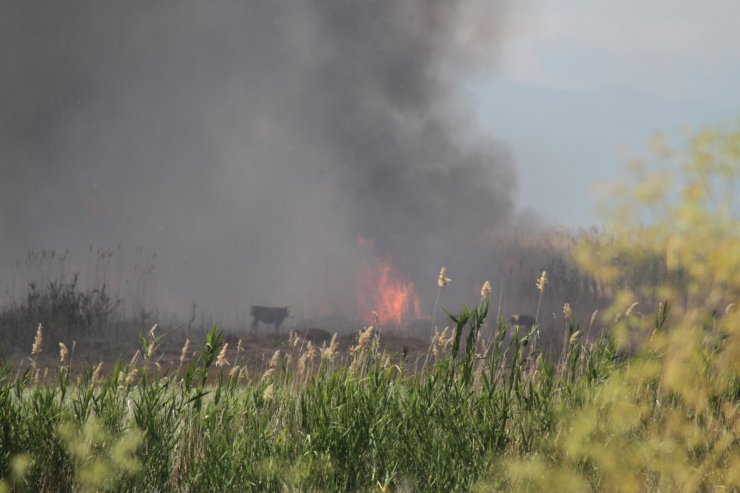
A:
[[356, 239, 421, 325]]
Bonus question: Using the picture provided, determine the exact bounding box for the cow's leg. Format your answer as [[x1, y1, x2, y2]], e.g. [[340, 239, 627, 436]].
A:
[[274, 321, 282, 332], [251, 318, 259, 331]]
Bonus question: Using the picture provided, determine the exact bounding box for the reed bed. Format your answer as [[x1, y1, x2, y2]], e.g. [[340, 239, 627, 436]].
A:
[[0, 292, 736, 492], [0, 125, 738, 492]]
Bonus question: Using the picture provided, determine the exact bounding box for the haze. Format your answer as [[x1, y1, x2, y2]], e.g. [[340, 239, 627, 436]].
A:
[[3, 1, 737, 321], [1, 1, 514, 320]]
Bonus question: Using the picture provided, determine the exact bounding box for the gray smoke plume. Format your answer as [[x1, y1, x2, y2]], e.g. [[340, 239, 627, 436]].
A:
[[0, 1, 516, 322]]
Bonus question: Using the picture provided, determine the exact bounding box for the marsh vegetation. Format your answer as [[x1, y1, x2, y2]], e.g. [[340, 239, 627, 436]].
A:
[[0, 126, 738, 492]]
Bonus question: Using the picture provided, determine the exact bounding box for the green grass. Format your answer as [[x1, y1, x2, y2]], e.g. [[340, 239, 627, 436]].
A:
[[1, 296, 735, 492], [0, 302, 609, 492]]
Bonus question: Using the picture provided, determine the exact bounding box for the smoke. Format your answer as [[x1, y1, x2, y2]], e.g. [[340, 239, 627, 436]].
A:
[[0, 1, 516, 321]]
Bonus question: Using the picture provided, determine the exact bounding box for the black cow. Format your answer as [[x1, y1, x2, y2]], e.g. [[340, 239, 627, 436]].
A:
[[301, 327, 332, 344], [250, 306, 290, 331], [509, 314, 536, 328]]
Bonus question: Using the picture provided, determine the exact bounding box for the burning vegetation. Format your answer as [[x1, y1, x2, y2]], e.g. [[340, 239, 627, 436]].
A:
[[355, 238, 421, 326]]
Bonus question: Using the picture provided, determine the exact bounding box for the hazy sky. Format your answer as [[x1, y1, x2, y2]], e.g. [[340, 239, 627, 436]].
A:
[[470, 0, 740, 225]]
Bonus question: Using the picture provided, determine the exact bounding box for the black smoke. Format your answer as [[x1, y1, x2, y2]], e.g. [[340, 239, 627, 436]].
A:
[[0, 1, 516, 321]]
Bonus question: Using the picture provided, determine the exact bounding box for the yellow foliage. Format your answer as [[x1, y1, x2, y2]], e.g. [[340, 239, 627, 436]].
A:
[[59, 417, 142, 490], [502, 122, 740, 491]]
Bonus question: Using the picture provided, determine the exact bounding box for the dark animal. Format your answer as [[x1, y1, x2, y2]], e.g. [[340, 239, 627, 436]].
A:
[[509, 314, 536, 328], [301, 327, 332, 344], [250, 306, 290, 331]]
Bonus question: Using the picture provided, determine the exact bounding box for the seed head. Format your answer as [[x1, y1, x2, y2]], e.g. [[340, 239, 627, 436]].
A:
[[437, 266, 451, 288], [262, 383, 274, 401], [438, 327, 449, 346], [432, 327, 450, 358], [261, 367, 275, 382], [31, 323, 43, 356], [625, 302, 639, 317], [129, 350, 140, 369], [297, 352, 308, 375], [321, 333, 339, 361], [563, 303, 572, 322], [357, 326, 373, 349], [536, 271, 548, 294], [92, 362, 104, 384], [125, 368, 138, 386], [480, 281, 492, 299], [179, 339, 190, 366], [269, 350, 280, 369], [215, 343, 230, 368], [305, 341, 316, 361], [589, 309, 599, 329], [298, 344, 316, 374], [569, 330, 581, 345], [59, 342, 69, 363], [439, 327, 451, 351], [430, 327, 440, 347]]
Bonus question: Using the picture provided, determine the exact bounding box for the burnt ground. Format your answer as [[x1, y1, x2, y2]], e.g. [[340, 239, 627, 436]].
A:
[[5, 325, 434, 381], [5, 316, 567, 382]]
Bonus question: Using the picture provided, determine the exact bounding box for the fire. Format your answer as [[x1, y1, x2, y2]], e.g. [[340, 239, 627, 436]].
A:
[[356, 239, 421, 325]]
